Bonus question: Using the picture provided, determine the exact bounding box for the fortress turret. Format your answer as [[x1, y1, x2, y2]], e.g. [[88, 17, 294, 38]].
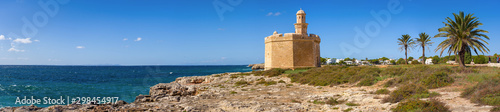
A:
[[294, 9, 308, 34]]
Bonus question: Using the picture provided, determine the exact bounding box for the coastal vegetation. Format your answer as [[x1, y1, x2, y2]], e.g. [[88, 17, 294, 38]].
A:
[[282, 64, 500, 111], [374, 88, 390, 94], [392, 99, 450, 112], [461, 73, 500, 106]]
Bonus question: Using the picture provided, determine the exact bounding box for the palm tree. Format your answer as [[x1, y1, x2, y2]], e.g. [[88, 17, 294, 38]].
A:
[[435, 12, 490, 68], [416, 32, 433, 64], [398, 34, 415, 64]]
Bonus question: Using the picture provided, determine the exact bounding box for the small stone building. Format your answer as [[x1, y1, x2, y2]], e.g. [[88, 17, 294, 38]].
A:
[[264, 9, 321, 70]]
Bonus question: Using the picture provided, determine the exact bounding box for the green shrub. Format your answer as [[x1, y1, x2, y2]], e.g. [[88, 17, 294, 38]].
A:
[[383, 84, 429, 103], [326, 98, 344, 105], [278, 80, 286, 83], [411, 60, 420, 64], [462, 75, 500, 106], [374, 88, 390, 94], [380, 67, 406, 77], [343, 108, 353, 112], [256, 80, 277, 86], [230, 75, 238, 78], [312, 100, 325, 104], [432, 56, 441, 64], [420, 72, 454, 89], [474, 55, 487, 64], [230, 91, 237, 94], [412, 92, 440, 98], [265, 81, 277, 86], [288, 66, 381, 86], [461, 75, 500, 106], [357, 77, 376, 86], [392, 99, 450, 112], [284, 68, 310, 74], [345, 102, 360, 106], [383, 65, 456, 88], [234, 80, 249, 86], [254, 68, 286, 77]]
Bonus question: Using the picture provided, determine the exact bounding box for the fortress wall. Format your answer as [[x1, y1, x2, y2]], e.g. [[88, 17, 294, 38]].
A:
[[265, 34, 321, 70], [293, 40, 316, 67], [265, 40, 294, 70]]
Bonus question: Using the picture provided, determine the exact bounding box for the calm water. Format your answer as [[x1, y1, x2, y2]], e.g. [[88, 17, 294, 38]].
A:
[[0, 65, 252, 108]]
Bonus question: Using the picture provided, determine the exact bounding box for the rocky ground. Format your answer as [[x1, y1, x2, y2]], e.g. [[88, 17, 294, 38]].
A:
[[0, 72, 494, 112]]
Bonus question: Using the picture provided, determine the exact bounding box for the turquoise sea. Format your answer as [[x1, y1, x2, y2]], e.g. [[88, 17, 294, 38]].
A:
[[0, 65, 252, 108]]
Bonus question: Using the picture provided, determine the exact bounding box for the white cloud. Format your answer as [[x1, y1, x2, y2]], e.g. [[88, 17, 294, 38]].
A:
[[48, 59, 61, 62], [13, 38, 32, 44], [34, 40, 40, 42], [8, 47, 24, 52], [267, 12, 281, 16], [134, 37, 142, 41], [0, 35, 5, 40], [123, 38, 128, 41], [266, 12, 273, 16], [274, 12, 281, 16], [76, 46, 85, 49]]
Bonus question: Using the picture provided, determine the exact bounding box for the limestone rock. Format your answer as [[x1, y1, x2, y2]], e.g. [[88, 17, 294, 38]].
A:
[[149, 83, 197, 101], [250, 63, 265, 70]]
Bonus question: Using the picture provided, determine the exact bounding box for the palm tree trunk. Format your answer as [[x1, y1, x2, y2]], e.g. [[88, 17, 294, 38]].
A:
[[422, 46, 425, 64], [405, 47, 408, 64], [458, 50, 466, 68]]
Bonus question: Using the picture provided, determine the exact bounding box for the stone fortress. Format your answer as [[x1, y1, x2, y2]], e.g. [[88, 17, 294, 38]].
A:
[[265, 9, 321, 70]]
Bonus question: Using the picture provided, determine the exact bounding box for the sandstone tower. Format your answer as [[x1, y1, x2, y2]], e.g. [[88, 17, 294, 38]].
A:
[[264, 9, 321, 70]]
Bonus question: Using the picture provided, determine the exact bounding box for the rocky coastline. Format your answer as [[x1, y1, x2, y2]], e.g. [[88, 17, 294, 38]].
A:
[[0, 71, 493, 112]]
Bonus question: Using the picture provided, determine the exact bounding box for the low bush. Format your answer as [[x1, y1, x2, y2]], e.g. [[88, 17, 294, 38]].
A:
[[326, 98, 344, 105], [311, 98, 344, 105], [288, 66, 381, 86], [284, 68, 311, 74], [234, 80, 249, 86], [384, 65, 456, 88], [278, 80, 286, 83], [392, 99, 450, 112], [412, 92, 440, 99], [357, 77, 377, 86], [343, 108, 353, 112], [345, 102, 360, 106], [256, 80, 277, 86], [253, 68, 286, 77], [462, 75, 500, 106], [420, 72, 454, 89], [383, 84, 429, 103], [411, 60, 420, 64], [230, 75, 238, 78], [374, 88, 390, 94]]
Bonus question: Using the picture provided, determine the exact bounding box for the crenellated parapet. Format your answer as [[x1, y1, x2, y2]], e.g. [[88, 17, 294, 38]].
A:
[[265, 33, 320, 43]]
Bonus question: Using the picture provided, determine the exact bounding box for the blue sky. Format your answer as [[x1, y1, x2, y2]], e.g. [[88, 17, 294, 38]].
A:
[[0, 0, 499, 65]]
